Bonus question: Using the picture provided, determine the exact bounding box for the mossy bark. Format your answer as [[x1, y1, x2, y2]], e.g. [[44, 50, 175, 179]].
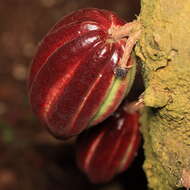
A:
[[136, 0, 190, 189]]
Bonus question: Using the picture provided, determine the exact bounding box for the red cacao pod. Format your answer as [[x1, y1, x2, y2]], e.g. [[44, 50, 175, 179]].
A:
[[76, 107, 141, 183], [28, 8, 137, 139]]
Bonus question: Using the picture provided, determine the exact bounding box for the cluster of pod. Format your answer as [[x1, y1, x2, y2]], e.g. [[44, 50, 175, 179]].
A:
[[28, 8, 142, 183]]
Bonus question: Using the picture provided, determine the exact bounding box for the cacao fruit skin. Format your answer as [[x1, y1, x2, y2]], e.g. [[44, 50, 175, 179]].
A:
[[28, 8, 136, 139], [76, 107, 141, 183]]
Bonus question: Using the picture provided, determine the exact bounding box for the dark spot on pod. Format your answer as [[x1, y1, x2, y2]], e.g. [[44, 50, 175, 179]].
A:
[[114, 66, 128, 79]]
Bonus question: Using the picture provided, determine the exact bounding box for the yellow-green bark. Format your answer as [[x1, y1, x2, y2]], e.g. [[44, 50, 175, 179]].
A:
[[136, 0, 190, 189]]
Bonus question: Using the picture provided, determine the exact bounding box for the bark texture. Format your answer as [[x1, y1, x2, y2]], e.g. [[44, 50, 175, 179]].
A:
[[136, 0, 190, 189]]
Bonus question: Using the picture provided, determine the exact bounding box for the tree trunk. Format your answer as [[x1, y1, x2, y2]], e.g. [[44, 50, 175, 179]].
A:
[[136, 0, 190, 189]]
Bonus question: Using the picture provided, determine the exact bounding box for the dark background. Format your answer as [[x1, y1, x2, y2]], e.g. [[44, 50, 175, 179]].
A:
[[0, 0, 147, 190]]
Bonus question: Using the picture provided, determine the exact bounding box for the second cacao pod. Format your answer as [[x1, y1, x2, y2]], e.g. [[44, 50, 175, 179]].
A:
[[76, 106, 141, 183]]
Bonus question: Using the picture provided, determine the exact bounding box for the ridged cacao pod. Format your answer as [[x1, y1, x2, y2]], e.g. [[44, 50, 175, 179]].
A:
[[76, 107, 141, 183], [28, 8, 136, 139]]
